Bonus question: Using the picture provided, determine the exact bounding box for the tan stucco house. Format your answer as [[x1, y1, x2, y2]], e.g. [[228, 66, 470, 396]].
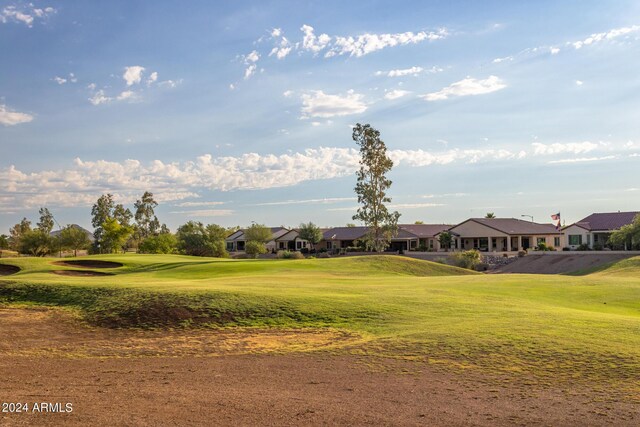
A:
[[447, 218, 563, 252], [563, 211, 640, 250]]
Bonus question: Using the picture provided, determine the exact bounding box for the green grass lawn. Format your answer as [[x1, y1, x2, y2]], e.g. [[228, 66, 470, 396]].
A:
[[1, 254, 639, 392]]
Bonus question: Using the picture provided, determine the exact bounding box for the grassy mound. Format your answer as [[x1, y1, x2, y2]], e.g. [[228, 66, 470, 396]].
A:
[[574, 255, 640, 276]]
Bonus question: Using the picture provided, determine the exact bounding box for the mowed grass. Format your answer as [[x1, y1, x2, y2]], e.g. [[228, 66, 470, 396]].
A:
[[1, 254, 640, 392]]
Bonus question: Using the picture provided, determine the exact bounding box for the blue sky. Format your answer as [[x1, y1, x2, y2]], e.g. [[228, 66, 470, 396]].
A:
[[1, 0, 640, 232]]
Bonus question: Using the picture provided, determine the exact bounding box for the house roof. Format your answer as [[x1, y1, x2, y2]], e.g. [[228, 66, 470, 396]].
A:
[[398, 224, 453, 238], [573, 211, 640, 232], [225, 227, 288, 242], [451, 218, 562, 235], [323, 226, 368, 241]]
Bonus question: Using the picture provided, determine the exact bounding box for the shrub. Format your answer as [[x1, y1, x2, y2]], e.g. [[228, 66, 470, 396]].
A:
[[593, 243, 604, 251], [317, 252, 331, 258], [576, 243, 590, 251], [451, 249, 481, 270], [139, 233, 178, 254], [277, 250, 304, 259], [245, 241, 267, 258], [517, 250, 527, 257]]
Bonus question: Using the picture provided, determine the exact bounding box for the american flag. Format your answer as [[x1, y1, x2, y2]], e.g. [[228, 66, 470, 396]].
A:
[[551, 213, 561, 230]]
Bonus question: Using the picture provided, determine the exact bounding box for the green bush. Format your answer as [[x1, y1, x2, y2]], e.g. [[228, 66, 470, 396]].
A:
[[451, 250, 481, 270], [139, 234, 178, 254], [245, 241, 267, 258], [277, 250, 305, 259], [577, 244, 591, 251]]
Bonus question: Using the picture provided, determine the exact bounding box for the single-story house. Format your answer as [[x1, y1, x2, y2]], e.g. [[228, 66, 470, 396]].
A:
[[274, 228, 330, 251], [447, 218, 563, 252], [225, 227, 289, 252], [563, 211, 640, 250], [318, 224, 453, 252]]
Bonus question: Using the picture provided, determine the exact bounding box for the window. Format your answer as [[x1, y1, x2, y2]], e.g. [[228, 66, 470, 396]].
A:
[[410, 240, 417, 249], [429, 239, 433, 249], [326, 241, 332, 250], [568, 235, 582, 245], [296, 241, 302, 249], [587, 234, 591, 245], [537, 237, 546, 245], [554, 237, 560, 247]]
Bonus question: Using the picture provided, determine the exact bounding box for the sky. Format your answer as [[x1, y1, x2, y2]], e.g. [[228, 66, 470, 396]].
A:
[[1, 0, 640, 233]]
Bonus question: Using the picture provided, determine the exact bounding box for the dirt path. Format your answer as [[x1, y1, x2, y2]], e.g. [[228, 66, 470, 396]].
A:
[[0, 307, 637, 426]]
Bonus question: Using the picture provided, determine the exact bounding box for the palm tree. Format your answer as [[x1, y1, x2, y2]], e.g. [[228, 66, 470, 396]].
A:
[[485, 212, 496, 218]]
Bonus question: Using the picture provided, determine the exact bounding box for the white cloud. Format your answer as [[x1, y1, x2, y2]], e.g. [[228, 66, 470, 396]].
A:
[[550, 47, 560, 55], [251, 197, 354, 207], [268, 29, 292, 59], [242, 50, 260, 79], [2, 140, 631, 210], [147, 71, 158, 85], [158, 79, 182, 88], [300, 25, 332, 54], [575, 80, 583, 86], [0, 104, 34, 126], [422, 75, 506, 101], [69, 73, 77, 83], [53, 76, 67, 85], [88, 90, 112, 106], [384, 89, 411, 100], [229, 83, 236, 90], [531, 141, 598, 156], [572, 25, 640, 49], [300, 90, 367, 118], [548, 156, 616, 164], [174, 201, 226, 207], [492, 56, 513, 64], [169, 209, 234, 217], [283, 90, 294, 97], [376, 66, 443, 77], [123, 66, 145, 86], [116, 90, 136, 101], [327, 28, 448, 58], [1, 5, 55, 27]]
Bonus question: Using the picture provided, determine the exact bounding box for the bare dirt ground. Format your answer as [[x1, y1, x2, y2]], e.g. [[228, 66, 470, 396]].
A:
[[0, 307, 638, 426]]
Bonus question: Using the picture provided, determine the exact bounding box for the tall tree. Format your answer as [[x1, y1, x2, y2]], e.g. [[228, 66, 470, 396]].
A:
[[37, 207, 55, 234], [298, 222, 323, 251], [91, 194, 115, 242], [351, 123, 400, 252], [59, 225, 91, 257], [101, 217, 133, 253], [9, 218, 32, 250], [113, 204, 133, 227], [134, 191, 160, 238], [244, 223, 272, 258]]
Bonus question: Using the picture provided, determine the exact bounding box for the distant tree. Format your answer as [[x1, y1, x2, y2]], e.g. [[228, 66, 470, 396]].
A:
[[245, 240, 267, 258], [139, 233, 178, 254], [91, 194, 115, 243], [9, 218, 32, 250], [0, 234, 9, 250], [298, 222, 323, 251], [59, 225, 91, 257], [113, 204, 133, 227], [485, 212, 496, 219], [244, 224, 272, 243], [101, 218, 133, 253], [134, 191, 160, 239], [159, 224, 171, 234], [609, 214, 640, 250], [176, 221, 228, 257], [438, 231, 453, 252], [414, 220, 424, 224], [37, 207, 55, 234], [18, 229, 52, 257], [346, 223, 356, 228], [243, 224, 271, 258], [351, 123, 400, 252]]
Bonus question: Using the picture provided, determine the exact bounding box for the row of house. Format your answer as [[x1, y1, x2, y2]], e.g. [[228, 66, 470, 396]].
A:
[[225, 211, 639, 253]]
